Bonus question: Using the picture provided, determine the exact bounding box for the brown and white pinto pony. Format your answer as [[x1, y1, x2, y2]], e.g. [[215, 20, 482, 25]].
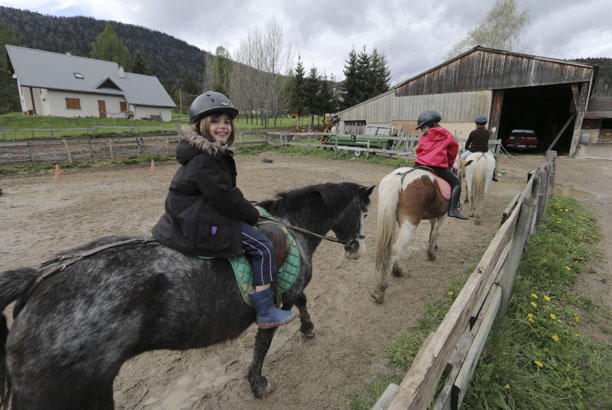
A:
[[371, 167, 449, 304], [464, 152, 496, 224]]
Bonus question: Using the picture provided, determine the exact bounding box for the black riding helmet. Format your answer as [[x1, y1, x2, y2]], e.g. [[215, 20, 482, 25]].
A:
[[415, 110, 442, 130], [189, 91, 239, 124]]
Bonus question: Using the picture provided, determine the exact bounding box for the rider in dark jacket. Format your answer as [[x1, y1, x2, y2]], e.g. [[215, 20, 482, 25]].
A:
[[153, 91, 295, 329]]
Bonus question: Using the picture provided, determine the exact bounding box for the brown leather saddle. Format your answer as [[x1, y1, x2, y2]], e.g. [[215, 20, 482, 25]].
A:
[[256, 222, 291, 269]]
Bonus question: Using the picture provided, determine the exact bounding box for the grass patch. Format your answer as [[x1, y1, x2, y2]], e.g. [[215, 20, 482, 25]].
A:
[[0, 112, 325, 140], [348, 196, 612, 409], [234, 143, 411, 168]]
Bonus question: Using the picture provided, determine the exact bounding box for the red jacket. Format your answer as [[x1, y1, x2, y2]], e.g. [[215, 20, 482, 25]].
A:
[[415, 127, 458, 168]]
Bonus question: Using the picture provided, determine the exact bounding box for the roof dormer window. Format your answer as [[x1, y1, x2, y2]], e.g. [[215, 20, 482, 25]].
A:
[[74, 72, 84, 79]]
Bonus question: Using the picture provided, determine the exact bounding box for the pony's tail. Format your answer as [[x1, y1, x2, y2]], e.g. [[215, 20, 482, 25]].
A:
[[472, 156, 491, 208], [0, 268, 41, 408], [375, 173, 402, 284]]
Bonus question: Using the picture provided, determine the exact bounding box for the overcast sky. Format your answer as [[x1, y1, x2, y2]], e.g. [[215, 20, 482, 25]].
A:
[[2, 0, 611, 85]]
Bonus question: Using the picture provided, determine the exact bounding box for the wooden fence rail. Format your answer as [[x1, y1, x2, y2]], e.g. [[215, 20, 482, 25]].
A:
[[373, 151, 557, 410], [0, 125, 181, 140]]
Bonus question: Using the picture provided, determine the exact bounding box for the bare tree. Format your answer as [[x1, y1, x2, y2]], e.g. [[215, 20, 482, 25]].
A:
[[447, 0, 530, 58], [231, 18, 293, 127]]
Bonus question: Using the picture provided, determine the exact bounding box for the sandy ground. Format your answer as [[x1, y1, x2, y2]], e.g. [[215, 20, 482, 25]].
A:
[[1, 151, 610, 409]]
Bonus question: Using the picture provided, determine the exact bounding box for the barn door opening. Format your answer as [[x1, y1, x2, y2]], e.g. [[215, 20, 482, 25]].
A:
[[98, 100, 107, 118]]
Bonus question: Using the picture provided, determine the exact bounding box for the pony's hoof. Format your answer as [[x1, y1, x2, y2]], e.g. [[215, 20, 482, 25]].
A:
[[303, 331, 315, 338], [474, 219, 481, 225], [249, 375, 271, 398], [371, 290, 385, 304], [391, 265, 403, 277], [427, 254, 437, 261]]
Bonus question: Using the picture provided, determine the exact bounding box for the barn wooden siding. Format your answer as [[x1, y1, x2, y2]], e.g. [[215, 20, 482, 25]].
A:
[[340, 90, 492, 123], [396, 47, 594, 97]]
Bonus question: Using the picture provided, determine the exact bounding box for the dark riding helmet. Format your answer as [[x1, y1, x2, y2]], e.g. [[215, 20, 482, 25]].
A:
[[415, 110, 442, 130], [189, 91, 239, 124], [475, 115, 488, 125]]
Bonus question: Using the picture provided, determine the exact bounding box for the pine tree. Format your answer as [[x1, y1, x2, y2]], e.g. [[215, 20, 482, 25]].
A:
[[371, 48, 391, 95], [132, 49, 150, 75], [212, 45, 232, 97], [289, 55, 306, 118], [0, 18, 22, 114], [304, 65, 320, 123], [356, 46, 373, 102], [318, 73, 336, 118], [340, 48, 359, 110], [90, 24, 131, 69]]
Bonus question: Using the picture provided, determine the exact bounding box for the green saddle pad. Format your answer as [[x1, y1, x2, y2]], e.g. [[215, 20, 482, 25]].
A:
[[198, 208, 301, 306]]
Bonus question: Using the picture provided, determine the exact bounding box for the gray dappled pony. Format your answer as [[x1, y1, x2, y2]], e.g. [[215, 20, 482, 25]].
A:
[[0, 182, 374, 410]]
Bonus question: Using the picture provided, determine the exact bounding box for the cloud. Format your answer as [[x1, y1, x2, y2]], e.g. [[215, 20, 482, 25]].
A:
[[2, 0, 610, 84]]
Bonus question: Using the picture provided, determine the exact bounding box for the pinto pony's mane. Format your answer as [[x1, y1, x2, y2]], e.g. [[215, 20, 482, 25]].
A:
[[258, 182, 368, 219]]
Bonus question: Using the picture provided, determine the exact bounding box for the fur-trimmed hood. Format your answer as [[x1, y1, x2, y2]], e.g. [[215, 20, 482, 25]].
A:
[[176, 125, 231, 164]]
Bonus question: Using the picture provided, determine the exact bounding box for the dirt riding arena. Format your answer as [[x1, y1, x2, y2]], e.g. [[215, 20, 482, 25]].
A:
[[1, 152, 611, 409]]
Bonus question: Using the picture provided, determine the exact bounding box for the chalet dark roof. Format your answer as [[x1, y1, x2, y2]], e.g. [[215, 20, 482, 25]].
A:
[[6, 45, 175, 108]]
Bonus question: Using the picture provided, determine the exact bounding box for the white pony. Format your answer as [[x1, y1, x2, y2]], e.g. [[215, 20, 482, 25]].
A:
[[464, 152, 496, 224]]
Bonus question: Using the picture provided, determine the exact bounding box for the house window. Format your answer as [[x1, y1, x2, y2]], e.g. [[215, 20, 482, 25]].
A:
[[120, 101, 127, 112], [65, 98, 81, 109], [74, 72, 84, 79]]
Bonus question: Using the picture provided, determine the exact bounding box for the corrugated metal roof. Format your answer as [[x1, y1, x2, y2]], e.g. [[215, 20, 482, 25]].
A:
[[6, 45, 176, 108]]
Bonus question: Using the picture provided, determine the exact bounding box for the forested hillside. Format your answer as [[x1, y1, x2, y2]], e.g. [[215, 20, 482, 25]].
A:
[[574, 58, 612, 98], [0, 6, 209, 91]]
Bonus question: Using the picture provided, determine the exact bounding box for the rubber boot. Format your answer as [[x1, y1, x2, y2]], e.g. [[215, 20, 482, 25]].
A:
[[448, 185, 468, 220], [249, 287, 296, 329]]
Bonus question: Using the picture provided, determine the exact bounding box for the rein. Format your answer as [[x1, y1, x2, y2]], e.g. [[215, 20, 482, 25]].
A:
[[24, 237, 156, 303], [257, 216, 355, 245]]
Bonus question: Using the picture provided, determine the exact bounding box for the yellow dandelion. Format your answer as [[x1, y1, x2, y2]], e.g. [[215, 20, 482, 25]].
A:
[[531, 293, 538, 299], [528, 318, 534, 323], [557, 320, 562, 323], [575, 316, 580, 323], [552, 335, 559, 341], [534, 360, 543, 368], [505, 384, 510, 389], [575, 333, 579, 336], [565, 208, 569, 212], [549, 313, 556, 320], [565, 266, 571, 271], [557, 221, 561, 224], [531, 301, 537, 308], [448, 291, 454, 296], [544, 296, 551, 301], [552, 213, 555, 216], [528, 313, 533, 318]]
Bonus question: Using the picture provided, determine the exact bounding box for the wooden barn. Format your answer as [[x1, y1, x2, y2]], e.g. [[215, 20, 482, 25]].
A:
[[336, 46, 598, 155]]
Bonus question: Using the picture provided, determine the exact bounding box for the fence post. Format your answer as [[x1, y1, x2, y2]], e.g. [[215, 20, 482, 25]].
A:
[[49, 125, 54, 138], [93, 126, 97, 138], [87, 139, 93, 160], [62, 139, 73, 163], [546, 150, 557, 197], [0, 128, 5, 139], [497, 197, 536, 319], [307, 134, 311, 152], [165, 136, 169, 156], [160, 124, 163, 136], [109, 138, 114, 159], [31, 128, 35, 138]]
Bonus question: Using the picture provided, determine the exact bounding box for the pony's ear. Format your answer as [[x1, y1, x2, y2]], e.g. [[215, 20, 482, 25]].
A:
[[365, 185, 376, 196], [465, 160, 473, 167]]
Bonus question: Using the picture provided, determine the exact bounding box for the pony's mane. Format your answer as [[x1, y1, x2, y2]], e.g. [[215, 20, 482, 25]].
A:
[[259, 182, 364, 217]]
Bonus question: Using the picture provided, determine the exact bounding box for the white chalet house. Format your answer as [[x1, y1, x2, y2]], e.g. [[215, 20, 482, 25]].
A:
[[6, 45, 176, 122]]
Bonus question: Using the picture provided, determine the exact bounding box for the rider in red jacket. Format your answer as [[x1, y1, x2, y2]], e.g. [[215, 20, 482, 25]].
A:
[[414, 110, 468, 220]]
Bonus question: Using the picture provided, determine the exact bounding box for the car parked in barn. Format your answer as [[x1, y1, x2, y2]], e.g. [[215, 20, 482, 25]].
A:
[[506, 129, 538, 151]]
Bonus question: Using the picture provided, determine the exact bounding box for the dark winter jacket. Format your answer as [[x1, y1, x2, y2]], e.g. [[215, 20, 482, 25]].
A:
[[465, 127, 491, 153], [152, 126, 260, 257]]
